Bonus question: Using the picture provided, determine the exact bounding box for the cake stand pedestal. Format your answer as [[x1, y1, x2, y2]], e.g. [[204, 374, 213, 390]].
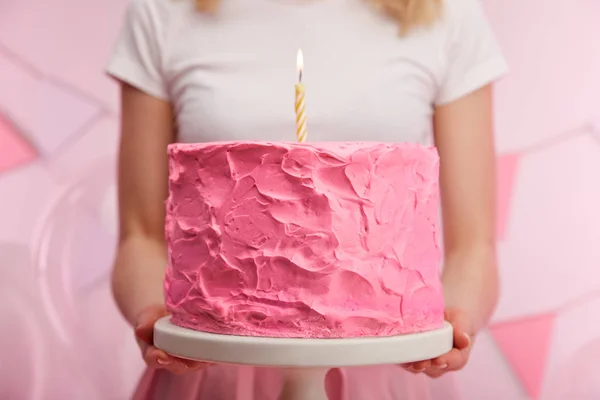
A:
[[155, 317, 453, 400]]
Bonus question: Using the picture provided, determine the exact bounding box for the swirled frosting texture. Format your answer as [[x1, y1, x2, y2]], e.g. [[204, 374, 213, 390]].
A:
[[165, 141, 444, 338]]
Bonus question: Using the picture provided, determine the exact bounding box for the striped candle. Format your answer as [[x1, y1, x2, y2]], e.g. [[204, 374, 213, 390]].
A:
[[295, 49, 307, 143]]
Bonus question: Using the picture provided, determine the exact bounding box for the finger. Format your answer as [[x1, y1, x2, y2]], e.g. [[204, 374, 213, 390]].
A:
[[410, 360, 431, 372], [184, 361, 211, 371], [136, 338, 149, 356], [135, 306, 169, 343], [433, 348, 467, 371], [183, 363, 205, 371], [400, 364, 420, 374], [148, 348, 209, 370], [179, 358, 209, 369], [425, 357, 450, 378], [146, 346, 209, 372], [166, 361, 189, 375], [166, 358, 209, 374], [453, 329, 471, 351], [135, 324, 153, 345], [424, 366, 446, 379], [144, 347, 174, 367], [136, 304, 168, 327], [430, 357, 449, 370], [146, 347, 179, 368], [145, 348, 188, 374], [444, 309, 473, 351], [400, 360, 431, 373]]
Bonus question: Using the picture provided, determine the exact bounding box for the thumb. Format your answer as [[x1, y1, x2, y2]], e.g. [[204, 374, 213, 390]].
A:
[[135, 305, 168, 343], [445, 308, 473, 351]]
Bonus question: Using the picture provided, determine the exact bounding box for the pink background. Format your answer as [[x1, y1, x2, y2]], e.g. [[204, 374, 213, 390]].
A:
[[1, 0, 600, 398]]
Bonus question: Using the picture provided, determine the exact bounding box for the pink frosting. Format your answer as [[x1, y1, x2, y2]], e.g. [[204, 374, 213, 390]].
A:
[[165, 141, 444, 338]]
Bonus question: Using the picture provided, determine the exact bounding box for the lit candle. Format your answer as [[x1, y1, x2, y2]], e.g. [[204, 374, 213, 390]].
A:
[[295, 49, 307, 143]]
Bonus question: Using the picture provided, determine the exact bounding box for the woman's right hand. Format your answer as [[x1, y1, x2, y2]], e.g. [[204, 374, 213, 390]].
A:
[[135, 304, 210, 374]]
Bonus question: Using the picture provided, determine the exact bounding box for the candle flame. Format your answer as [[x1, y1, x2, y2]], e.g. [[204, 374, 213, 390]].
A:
[[297, 48, 303, 81]]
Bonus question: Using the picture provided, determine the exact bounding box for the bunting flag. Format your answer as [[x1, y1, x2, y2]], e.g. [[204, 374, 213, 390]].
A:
[[496, 153, 520, 241], [0, 113, 36, 174], [489, 313, 556, 399]]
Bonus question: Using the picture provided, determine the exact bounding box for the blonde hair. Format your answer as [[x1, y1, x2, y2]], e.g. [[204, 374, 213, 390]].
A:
[[195, 0, 443, 34]]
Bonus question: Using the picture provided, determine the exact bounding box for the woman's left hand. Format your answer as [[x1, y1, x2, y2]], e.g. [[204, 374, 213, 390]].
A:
[[400, 308, 475, 378]]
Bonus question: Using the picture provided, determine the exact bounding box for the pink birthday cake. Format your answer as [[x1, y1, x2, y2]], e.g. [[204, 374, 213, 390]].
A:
[[164, 141, 444, 338]]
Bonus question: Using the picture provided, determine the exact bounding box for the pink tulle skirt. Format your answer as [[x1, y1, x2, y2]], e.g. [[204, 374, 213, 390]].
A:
[[133, 364, 460, 400]]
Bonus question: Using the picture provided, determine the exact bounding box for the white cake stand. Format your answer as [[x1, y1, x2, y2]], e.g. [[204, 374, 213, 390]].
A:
[[155, 317, 453, 400]]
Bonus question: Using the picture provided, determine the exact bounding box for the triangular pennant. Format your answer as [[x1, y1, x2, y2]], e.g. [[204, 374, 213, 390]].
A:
[[0, 113, 37, 173], [489, 313, 556, 399], [496, 153, 520, 241]]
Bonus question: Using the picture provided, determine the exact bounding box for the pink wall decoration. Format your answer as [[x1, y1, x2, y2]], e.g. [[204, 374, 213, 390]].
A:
[[495, 130, 600, 321], [489, 314, 556, 399], [495, 154, 519, 241], [1, 0, 600, 399], [0, 113, 36, 173], [0, 50, 41, 132]]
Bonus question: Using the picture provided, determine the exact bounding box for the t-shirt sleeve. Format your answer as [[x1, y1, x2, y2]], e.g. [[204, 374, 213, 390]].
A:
[[434, 0, 509, 105], [106, 0, 169, 100]]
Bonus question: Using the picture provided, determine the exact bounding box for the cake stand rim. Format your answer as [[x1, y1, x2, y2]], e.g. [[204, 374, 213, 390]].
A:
[[154, 316, 453, 367]]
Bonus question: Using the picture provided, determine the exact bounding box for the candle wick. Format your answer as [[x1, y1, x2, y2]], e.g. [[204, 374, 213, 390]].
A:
[[299, 70, 303, 83]]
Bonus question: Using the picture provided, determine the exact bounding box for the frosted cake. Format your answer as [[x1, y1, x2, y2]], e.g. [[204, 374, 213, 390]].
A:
[[164, 141, 444, 338]]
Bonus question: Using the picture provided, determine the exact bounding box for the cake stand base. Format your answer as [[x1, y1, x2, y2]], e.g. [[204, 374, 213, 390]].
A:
[[154, 317, 453, 400]]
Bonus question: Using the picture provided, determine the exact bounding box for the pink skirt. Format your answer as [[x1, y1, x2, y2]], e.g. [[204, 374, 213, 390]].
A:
[[133, 364, 460, 400]]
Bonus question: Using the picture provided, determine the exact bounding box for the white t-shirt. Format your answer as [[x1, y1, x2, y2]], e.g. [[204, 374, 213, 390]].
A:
[[107, 0, 507, 145]]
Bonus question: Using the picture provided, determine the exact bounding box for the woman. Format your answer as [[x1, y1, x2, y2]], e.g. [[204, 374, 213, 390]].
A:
[[107, 0, 506, 398]]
